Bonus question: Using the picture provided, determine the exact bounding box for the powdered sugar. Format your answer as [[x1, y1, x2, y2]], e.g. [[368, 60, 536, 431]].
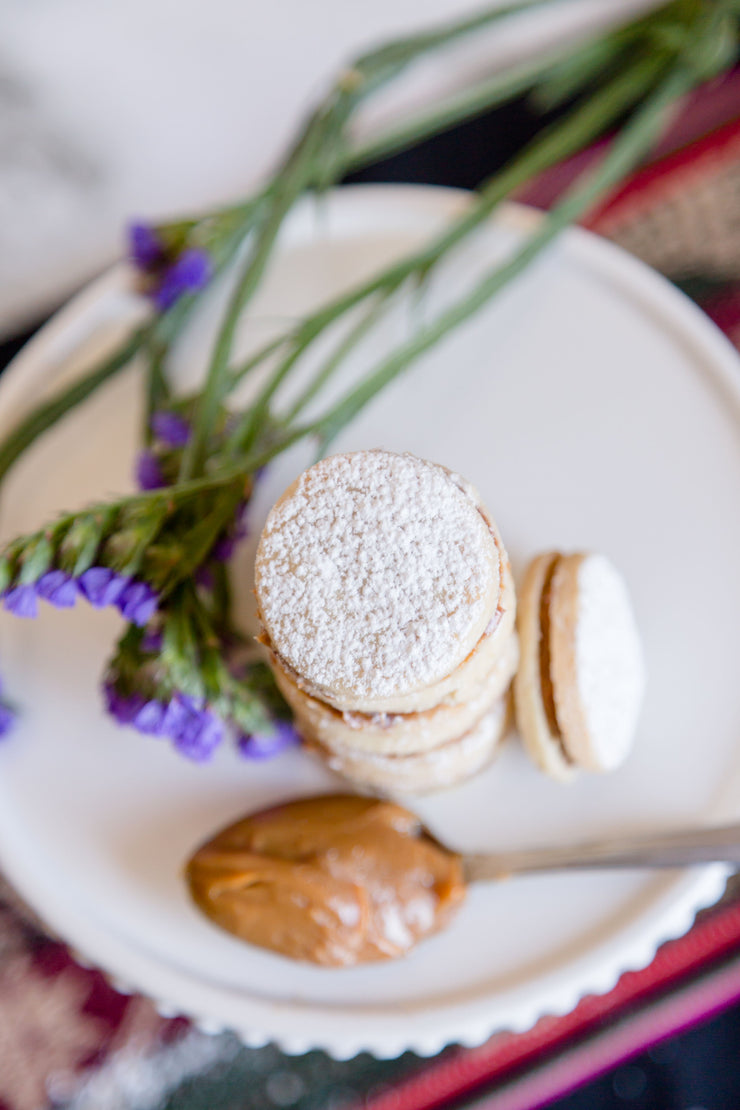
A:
[[574, 555, 646, 771], [256, 451, 499, 700]]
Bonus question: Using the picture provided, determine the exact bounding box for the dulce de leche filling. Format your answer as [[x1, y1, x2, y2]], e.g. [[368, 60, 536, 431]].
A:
[[185, 795, 465, 967], [538, 555, 573, 765]]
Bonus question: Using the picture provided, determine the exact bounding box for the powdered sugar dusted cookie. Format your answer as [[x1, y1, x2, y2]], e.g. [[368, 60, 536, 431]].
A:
[[256, 451, 506, 712], [273, 632, 519, 756], [311, 697, 511, 796]]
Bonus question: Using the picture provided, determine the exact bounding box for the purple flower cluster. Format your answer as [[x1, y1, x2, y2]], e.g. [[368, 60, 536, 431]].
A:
[[104, 685, 222, 762], [135, 411, 191, 492], [3, 567, 157, 627], [103, 681, 300, 764], [128, 222, 211, 311], [236, 720, 300, 760], [0, 678, 15, 740], [212, 503, 250, 562], [135, 450, 166, 491], [151, 410, 190, 448]]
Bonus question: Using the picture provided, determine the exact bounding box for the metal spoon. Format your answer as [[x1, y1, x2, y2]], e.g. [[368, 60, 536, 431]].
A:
[[462, 823, 740, 883]]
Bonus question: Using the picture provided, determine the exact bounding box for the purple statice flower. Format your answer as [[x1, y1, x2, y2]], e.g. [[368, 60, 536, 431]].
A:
[[153, 249, 211, 311], [132, 699, 168, 736], [3, 584, 38, 619], [135, 450, 166, 491], [128, 221, 164, 271], [116, 580, 158, 627], [36, 570, 78, 608], [163, 694, 224, 762], [0, 676, 15, 739], [0, 700, 15, 739], [195, 564, 216, 592], [103, 682, 167, 737], [128, 221, 211, 312], [140, 627, 163, 654], [78, 567, 157, 626], [1, 565, 158, 627], [237, 719, 301, 761], [78, 567, 129, 608], [151, 410, 190, 448], [104, 681, 146, 726], [77, 568, 157, 630]]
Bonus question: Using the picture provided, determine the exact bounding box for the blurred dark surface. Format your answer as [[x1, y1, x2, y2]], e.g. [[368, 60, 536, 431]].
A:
[[1, 88, 740, 1110], [548, 1005, 740, 1110]]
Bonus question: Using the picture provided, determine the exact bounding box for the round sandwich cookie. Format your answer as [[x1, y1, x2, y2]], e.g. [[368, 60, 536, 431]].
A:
[[255, 450, 513, 714], [310, 697, 511, 796], [270, 631, 519, 756], [514, 551, 645, 781], [261, 548, 517, 715]]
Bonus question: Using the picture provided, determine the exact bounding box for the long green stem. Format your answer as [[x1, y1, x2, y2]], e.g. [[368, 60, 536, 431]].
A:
[[0, 326, 148, 486], [176, 1, 577, 476], [344, 53, 560, 173], [227, 334, 291, 390], [178, 112, 331, 482], [309, 62, 694, 451], [221, 50, 664, 424], [0, 190, 270, 487], [226, 293, 391, 455], [282, 294, 391, 425]]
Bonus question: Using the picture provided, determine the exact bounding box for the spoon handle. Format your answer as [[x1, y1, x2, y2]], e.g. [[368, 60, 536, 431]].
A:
[[462, 823, 740, 883]]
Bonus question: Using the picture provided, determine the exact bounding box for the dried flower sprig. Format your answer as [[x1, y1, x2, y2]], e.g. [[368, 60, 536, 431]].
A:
[[0, 0, 737, 760], [103, 585, 298, 761], [0, 467, 248, 614]]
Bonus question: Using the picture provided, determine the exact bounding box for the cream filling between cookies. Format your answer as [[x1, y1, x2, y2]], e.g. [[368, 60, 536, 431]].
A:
[[539, 555, 575, 767]]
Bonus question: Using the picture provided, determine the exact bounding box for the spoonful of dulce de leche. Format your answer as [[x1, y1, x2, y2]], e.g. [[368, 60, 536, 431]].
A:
[[185, 795, 740, 968]]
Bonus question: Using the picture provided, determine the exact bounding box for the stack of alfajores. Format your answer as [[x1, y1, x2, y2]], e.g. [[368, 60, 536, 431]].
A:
[[254, 450, 518, 795]]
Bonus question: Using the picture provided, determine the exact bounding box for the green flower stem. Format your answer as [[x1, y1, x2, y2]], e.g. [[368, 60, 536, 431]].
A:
[[0, 5, 675, 490], [0, 191, 271, 487], [281, 294, 391, 426], [143, 337, 171, 443], [308, 61, 695, 452], [226, 334, 291, 390], [177, 1, 566, 478], [0, 325, 149, 487], [178, 111, 332, 483], [221, 50, 665, 435], [348, 0, 547, 81], [343, 51, 569, 173], [154, 483, 244, 596], [226, 292, 390, 456]]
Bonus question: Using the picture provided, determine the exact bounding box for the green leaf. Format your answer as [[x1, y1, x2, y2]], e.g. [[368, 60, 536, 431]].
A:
[[0, 556, 13, 594], [162, 599, 206, 702], [19, 535, 53, 584], [229, 689, 275, 736], [105, 502, 169, 577], [59, 514, 105, 577], [0, 327, 147, 487]]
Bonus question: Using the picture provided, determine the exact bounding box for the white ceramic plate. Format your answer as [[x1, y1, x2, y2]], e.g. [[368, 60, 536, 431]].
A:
[[0, 186, 738, 1060]]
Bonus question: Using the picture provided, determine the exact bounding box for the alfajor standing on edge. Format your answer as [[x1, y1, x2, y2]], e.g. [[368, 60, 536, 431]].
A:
[[254, 449, 518, 794], [514, 551, 645, 782]]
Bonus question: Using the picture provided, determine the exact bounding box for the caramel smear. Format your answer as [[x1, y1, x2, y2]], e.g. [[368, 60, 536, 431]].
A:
[[185, 795, 465, 967]]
